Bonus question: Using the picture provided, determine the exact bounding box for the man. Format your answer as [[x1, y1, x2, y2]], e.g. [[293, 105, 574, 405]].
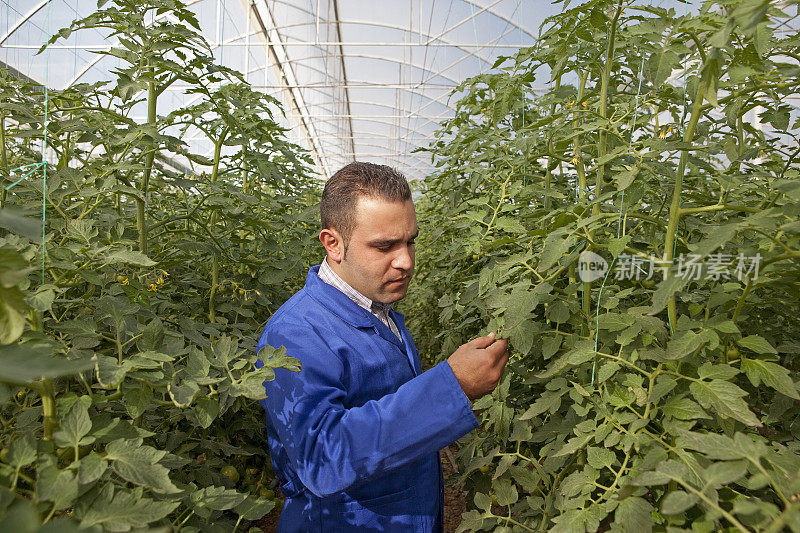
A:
[[255, 162, 509, 532]]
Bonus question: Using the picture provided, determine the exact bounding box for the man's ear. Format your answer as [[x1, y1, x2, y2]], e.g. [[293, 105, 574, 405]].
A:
[[319, 228, 344, 263]]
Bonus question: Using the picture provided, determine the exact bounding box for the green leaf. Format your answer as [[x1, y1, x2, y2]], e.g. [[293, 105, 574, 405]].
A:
[[547, 301, 570, 324], [37, 466, 78, 510], [234, 495, 275, 520], [167, 380, 199, 407], [102, 249, 156, 267], [553, 434, 592, 458], [25, 286, 55, 313], [648, 276, 688, 315], [123, 387, 153, 418], [537, 341, 594, 379], [80, 486, 179, 530], [0, 289, 27, 345], [53, 401, 95, 449], [455, 510, 485, 533], [257, 344, 301, 373], [474, 492, 492, 512], [0, 208, 42, 242], [608, 235, 632, 258], [190, 485, 246, 511], [665, 330, 706, 360], [519, 390, 562, 420], [597, 312, 635, 332], [77, 453, 108, 485], [689, 380, 760, 426], [136, 318, 164, 352], [0, 343, 93, 383], [492, 478, 518, 506], [587, 447, 616, 470], [675, 430, 743, 460], [597, 361, 621, 383], [209, 336, 240, 367], [630, 471, 670, 486], [94, 355, 129, 388], [704, 460, 747, 487], [661, 397, 709, 420], [105, 438, 181, 494], [194, 396, 219, 429], [697, 363, 739, 381], [737, 335, 777, 355], [646, 47, 680, 87], [504, 286, 540, 331], [6, 433, 36, 468], [538, 230, 571, 271], [614, 497, 653, 533], [495, 216, 526, 234], [741, 358, 799, 399], [711, 320, 739, 334], [661, 490, 698, 514], [613, 166, 638, 191], [509, 319, 537, 355]]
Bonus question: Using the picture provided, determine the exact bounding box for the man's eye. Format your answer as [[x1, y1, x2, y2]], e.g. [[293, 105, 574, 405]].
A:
[[378, 246, 392, 252], [408, 241, 415, 247]]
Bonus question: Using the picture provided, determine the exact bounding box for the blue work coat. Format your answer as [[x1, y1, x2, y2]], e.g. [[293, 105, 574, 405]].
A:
[[255, 265, 479, 532]]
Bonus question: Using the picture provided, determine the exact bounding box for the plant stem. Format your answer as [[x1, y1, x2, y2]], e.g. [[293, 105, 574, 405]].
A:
[[137, 64, 158, 254], [0, 107, 8, 208], [208, 126, 229, 323], [41, 378, 57, 441], [583, 3, 622, 336], [662, 52, 708, 331], [545, 75, 562, 210]]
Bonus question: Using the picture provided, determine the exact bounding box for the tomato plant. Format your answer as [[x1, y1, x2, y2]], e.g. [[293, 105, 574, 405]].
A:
[[0, 0, 318, 531], [407, 0, 800, 531]]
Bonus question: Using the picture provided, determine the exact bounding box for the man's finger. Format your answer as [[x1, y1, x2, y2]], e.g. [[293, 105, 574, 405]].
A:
[[485, 339, 508, 361], [469, 332, 496, 349]]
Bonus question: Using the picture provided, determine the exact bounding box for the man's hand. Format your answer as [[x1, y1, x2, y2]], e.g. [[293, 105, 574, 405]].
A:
[[446, 332, 509, 402]]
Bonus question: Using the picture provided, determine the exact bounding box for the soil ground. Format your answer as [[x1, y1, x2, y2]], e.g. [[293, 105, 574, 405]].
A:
[[254, 443, 466, 532]]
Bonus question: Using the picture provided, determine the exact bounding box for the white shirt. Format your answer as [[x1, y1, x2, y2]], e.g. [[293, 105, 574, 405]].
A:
[[317, 258, 404, 343]]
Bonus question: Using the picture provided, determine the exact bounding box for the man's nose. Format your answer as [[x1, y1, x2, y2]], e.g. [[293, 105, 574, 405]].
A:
[[393, 245, 414, 271]]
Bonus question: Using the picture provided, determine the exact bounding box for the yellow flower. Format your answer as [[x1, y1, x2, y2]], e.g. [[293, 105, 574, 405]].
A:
[[149, 283, 157, 292], [659, 129, 667, 139], [157, 277, 164, 286]]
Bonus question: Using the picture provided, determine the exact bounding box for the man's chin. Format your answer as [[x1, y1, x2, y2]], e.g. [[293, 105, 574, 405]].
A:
[[378, 285, 409, 304]]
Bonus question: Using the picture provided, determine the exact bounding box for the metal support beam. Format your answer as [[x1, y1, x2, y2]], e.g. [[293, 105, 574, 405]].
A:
[[331, 0, 356, 161], [247, 0, 330, 176]]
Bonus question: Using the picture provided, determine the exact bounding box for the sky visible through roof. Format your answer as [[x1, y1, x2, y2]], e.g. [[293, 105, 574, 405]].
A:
[[3, 0, 793, 181]]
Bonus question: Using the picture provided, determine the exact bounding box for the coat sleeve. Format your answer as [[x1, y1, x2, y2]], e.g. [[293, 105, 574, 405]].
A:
[[257, 320, 478, 498]]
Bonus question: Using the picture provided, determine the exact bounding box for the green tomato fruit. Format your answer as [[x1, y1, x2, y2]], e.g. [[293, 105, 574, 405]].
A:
[[220, 465, 240, 484], [259, 487, 275, 500], [726, 347, 740, 360], [642, 279, 656, 288]]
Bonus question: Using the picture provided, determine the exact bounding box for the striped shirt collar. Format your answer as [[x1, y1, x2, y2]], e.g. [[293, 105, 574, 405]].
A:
[[317, 258, 393, 315]]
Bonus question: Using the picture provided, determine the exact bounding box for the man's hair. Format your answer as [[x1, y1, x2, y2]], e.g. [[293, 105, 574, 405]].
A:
[[320, 162, 412, 248]]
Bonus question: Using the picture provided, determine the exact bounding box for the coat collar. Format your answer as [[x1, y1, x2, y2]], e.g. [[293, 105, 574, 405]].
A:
[[305, 265, 418, 375], [304, 265, 376, 328]]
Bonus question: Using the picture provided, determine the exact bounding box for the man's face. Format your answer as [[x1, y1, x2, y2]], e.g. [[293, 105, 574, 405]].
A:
[[325, 196, 417, 304]]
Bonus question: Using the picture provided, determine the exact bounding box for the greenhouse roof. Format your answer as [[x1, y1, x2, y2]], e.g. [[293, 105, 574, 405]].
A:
[[1, 0, 554, 181]]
